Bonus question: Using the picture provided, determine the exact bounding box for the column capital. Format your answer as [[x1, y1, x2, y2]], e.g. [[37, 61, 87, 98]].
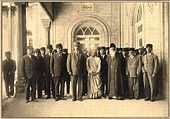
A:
[[41, 19, 51, 29]]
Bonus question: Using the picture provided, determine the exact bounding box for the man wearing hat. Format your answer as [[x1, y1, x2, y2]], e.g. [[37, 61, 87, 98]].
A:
[[44, 44, 55, 99], [21, 46, 38, 103], [67, 42, 86, 101], [142, 44, 159, 102], [50, 43, 67, 101], [34, 48, 44, 99], [127, 48, 141, 99], [62, 49, 70, 95], [99, 46, 108, 98], [2, 51, 16, 98]]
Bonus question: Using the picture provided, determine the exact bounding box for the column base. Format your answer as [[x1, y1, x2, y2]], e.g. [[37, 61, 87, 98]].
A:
[[15, 80, 25, 98]]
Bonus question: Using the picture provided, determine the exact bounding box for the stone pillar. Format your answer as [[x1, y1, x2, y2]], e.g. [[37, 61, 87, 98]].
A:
[[15, 3, 27, 97], [41, 19, 51, 46]]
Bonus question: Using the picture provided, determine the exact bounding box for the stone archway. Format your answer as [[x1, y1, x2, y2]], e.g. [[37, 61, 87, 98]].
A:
[[67, 15, 110, 52]]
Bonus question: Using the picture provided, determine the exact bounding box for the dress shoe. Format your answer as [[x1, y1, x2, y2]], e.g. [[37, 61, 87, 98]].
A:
[[60, 97, 66, 100], [78, 98, 83, 101], [32, 99, 38, 102], [55, 98, 59, 101], [150, 99, 155, 102], [25, 100, 29, 103], [145, 98, 150, 101], [117, 96, 124, 100], [46, 96, 51, 99], [72, 99, 76, 102]]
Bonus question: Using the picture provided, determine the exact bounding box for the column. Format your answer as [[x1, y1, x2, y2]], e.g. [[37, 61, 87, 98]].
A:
[[15, 3, 27, 97], [41, 19, 51, 46]]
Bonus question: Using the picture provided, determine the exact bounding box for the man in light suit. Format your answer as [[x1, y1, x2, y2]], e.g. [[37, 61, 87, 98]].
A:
[[67, 42, 86, 101], [127, 48, 141, 99], [21, 46, 37, 103], [142, 44, 159, 102], [50, 44, 67, 101]]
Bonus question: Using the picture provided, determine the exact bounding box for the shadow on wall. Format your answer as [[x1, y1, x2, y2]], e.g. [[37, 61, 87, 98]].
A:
[[54, 3, 64, 20]]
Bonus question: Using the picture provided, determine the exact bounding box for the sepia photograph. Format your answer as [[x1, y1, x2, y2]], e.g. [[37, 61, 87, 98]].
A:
[[0, 0, 169, 118]]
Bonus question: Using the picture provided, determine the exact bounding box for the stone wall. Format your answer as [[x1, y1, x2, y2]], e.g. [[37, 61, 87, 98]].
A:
[[52, 3, 120, 51]]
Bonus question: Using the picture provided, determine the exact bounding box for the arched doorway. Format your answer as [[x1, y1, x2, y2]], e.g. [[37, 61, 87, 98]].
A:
[[67, 15, 110, 52]]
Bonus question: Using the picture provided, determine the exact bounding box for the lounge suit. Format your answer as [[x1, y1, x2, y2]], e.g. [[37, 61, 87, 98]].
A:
[[21, 55, 37, 101], [127, 55, 141, 98], [99, 54, 108, 96], [142, 53, 159, 100], [50, 53, 67, 99], [2, 59, 16, 96], [35, 56, 44, 98], [44, 53, 55, 98], [67, 51, 85, 100]]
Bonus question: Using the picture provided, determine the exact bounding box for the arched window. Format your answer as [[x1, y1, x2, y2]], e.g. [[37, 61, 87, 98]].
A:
[[137, 5, 142, 22], [75, 26, 100, 51], [135, 5, 143, 48]]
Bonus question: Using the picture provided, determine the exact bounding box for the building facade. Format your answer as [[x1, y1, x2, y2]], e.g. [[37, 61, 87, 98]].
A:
[[1, 2, 169, 99]]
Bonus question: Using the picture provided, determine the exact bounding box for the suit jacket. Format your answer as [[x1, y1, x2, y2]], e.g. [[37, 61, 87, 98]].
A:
[[127, 55, 141, 77], [142, 53, 159, 76], [2, 59, 16, 76], [67, 51, 85, 76], [35, 56, 44, 75], [50, 53, 67, 77], [21, 55, 37, 80], [44, 53, 52, 75], [99, 55, 108, 77]]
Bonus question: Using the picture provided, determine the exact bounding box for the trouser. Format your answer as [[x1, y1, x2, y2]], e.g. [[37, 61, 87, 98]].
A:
[[143, 73, 156, 100], [25, 77, 36, 101], [138, 73, 145, 98], [72, 75, 83, 100], [37, 76, 43, 98], [53, 75, 65, 99], [128, 77, 139, 98], [46, 74, 55, 98], [101, 76, 108, 96], [83, 74, 88, 95], [4, 74, 14, 96], [65, 75, 70, 94]]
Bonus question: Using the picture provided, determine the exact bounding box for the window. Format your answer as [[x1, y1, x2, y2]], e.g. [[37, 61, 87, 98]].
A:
[[137, 5, 142, 22], [76, 26, 99, 36]]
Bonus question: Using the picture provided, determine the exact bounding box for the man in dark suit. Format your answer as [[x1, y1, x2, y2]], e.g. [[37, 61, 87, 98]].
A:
[[21, 46, 37, 103], [67, 42, 86, 101], [99, 46, 108, 98], [2, 51, 16, 98], [34, 49, 44, 99], [50, 44, 67, 101], [62, 49, 70, 95], [40, 47, 47, 95], [44, 45, 55, 99]]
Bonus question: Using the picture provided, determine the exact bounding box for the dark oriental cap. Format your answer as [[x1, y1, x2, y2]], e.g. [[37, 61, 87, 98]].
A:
[[146, 44, 153, 48], [40, 47, 45, 51], [47, 44, 53, 50], [100, 46, 106, 50], [110, 43, 116, 48], [56, 43, 63, 49], [34, 48, 40, 53], [5, 51, 11, 55], [129, 48, 135, 51], [27, 46, 34, 50], [62, 49, 68, 52]]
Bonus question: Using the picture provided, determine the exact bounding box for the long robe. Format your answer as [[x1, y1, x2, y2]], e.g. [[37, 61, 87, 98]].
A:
[[86, 56, 102, 99], [107, 52, 124, 97]]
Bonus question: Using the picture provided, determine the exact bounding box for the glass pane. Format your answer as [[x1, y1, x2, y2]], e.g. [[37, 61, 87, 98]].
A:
[[77, 29, 83, 35], [93, 29, 99, 35], [77, 37, 84, 41], [85, 27, 91, 35]]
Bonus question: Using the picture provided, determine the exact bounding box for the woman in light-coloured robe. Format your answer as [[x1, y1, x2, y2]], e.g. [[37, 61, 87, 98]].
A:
[[86, 50, 102, 99]]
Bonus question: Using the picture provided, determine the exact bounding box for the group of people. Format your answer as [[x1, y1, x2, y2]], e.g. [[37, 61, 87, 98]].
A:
[[2, 42, 159, 103]]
